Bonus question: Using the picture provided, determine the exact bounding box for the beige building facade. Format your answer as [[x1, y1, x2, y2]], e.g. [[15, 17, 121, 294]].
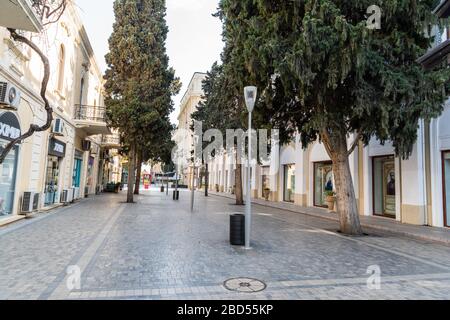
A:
[[0, 1, 121, 225], [174, 72, 207, 187]]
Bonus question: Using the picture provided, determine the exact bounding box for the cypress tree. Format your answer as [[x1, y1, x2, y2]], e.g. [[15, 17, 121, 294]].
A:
[[104, 0, 179, 203]]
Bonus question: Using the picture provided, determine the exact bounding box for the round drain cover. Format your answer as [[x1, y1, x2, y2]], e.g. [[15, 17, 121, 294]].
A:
[[223, 278, 267, 293]]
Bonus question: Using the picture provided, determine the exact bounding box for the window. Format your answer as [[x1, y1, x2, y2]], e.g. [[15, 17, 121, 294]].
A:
[[261, 166, 270, 195], [372, 156, 396, 218], [443, 151, 450, 228], [79, 77, 85, 105], [314, 162, 333, 207], [57, 45, 65, 91], [283, 164, 295, 202]]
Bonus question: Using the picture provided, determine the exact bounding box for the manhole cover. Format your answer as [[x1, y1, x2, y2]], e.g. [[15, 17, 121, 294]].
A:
[[223, 278, 267, 293]]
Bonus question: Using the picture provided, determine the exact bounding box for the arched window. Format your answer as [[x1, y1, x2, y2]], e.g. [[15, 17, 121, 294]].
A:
[[57, 45, 65, 91]]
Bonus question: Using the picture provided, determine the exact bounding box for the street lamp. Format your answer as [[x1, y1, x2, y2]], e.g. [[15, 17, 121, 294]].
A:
[[244, 86, 257, 249]]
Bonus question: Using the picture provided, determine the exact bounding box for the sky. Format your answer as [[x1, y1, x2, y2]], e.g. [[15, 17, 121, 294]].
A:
[[74, 0, 224, 125]]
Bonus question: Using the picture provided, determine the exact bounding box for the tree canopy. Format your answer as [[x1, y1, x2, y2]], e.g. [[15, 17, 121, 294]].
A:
[[214, 0, 450, 234]]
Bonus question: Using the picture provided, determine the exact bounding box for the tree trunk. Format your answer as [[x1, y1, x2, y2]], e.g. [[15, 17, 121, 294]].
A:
[[235, 159, 244, 205], [323, 129, 363, 235], [127, 143, 136, 203], [134, 150, 142, 195]]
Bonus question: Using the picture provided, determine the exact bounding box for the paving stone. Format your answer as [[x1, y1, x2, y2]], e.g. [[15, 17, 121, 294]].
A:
[[1, 191, 450, 300]]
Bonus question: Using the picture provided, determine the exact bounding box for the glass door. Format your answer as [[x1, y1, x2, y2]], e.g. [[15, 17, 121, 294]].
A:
[[283, 164, 296, 202], [314, 162, 333, 207], [44, 156, 59, 206], [373, 156, 396, 218], [72, 158, 82, 188], [0, 143, 18, 216], [443, 151, 450, 227]]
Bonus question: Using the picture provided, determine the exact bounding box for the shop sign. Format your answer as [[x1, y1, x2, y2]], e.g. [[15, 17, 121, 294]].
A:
[[0, 112, 21, 141], [49, 138, 66, 158]]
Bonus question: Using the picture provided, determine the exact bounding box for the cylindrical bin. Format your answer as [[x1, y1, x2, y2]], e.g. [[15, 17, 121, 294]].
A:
[[161, 186, 165, 193], [173, 190, 180, 200], [230, 214, 245, 246]]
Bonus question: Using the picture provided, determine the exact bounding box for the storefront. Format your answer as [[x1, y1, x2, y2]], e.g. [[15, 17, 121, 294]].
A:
[[372, 155, 396, 218], [283, 164, 296, 202], [0, 112, 21, 217], [443, 151, 450, 227], [314, 161, 334, 207], [44, 138, 66, 206]]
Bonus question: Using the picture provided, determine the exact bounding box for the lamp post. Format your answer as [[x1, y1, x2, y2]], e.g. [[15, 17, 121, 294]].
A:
[[244, 86, 257, 249]]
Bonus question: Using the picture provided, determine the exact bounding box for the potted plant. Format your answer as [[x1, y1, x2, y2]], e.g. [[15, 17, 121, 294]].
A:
[[263, 188, 271, 201], [324, 191, 336, 211]]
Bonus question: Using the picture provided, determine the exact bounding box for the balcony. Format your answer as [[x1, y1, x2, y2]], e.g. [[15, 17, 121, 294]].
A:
[[74, 104, 110, 136], [101, 134, 121, 149], [0, 0, 43, 32]]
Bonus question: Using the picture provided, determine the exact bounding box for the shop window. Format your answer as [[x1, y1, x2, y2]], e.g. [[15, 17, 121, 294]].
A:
[[283, 164, 295, 203], [261, 166, 270, 195], [372, 156, 396, 218], [443, 151, 450, 227], [314, 162, 333, 207], [0, 145, 18, 216], [44, 156, 60, 206]]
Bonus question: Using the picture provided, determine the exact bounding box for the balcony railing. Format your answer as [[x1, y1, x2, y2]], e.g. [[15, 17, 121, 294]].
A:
[[74, 105, 106, 123]]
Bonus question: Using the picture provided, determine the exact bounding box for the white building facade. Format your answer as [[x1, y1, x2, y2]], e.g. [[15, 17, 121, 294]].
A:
[[0, 1, 120, 225]]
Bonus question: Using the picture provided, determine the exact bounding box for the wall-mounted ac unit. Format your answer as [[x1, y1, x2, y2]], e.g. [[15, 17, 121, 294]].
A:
[[73, 187, 80, 200], [0, 81, 21, 110], [61, 189, 74, 204], [52, 118, 65, 136], [21, 192, 36, 213], [32, 193, 40, 211], [82, 140, 91, 152]]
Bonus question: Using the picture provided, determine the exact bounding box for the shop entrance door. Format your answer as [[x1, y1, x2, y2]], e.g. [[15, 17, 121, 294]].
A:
[[44, 156, 60, 206], [373, 156, 396, 218]]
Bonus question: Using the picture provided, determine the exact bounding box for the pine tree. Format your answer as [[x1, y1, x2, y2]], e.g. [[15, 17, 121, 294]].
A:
[[104, 0, 179, 202], [218, 0, 450, 234]]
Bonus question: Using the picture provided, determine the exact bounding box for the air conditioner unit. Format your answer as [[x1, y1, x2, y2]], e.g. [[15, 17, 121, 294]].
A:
[[33, 193, 40, 210], [82, 140, 91, 152], [67, 188, 74, 203], [73, 187, 80, 200], [53, 118, 65, 136], [0, 82, 21, 110], [61, 189, 74, 204], [21, 192, 36, 214]]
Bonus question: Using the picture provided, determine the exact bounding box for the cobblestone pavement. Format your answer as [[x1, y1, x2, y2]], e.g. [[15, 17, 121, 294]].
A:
[[0, 189, 449, 300]]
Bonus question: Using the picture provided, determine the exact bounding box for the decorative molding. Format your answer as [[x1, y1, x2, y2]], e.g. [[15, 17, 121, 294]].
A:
[[9, 64, 24, 78], [3, 37, 30, 62]]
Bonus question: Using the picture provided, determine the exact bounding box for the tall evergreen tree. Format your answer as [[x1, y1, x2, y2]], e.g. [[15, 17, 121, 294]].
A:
[[192, 62, 248, 205], [218, 0, 450, 234], [104, 0, 179, 203]]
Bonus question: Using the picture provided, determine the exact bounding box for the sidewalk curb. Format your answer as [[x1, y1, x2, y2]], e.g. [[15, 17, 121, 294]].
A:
[[207, 191, 450, 245]]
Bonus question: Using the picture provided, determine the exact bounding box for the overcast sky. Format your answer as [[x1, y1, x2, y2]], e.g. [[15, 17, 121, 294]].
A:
[[74, 0, 224, 124]]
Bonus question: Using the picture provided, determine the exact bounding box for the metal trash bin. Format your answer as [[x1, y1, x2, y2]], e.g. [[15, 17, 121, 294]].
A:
[[173, 190, 180, 200], [161, 186, 165, 193], [230, 214, 245, 246]]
